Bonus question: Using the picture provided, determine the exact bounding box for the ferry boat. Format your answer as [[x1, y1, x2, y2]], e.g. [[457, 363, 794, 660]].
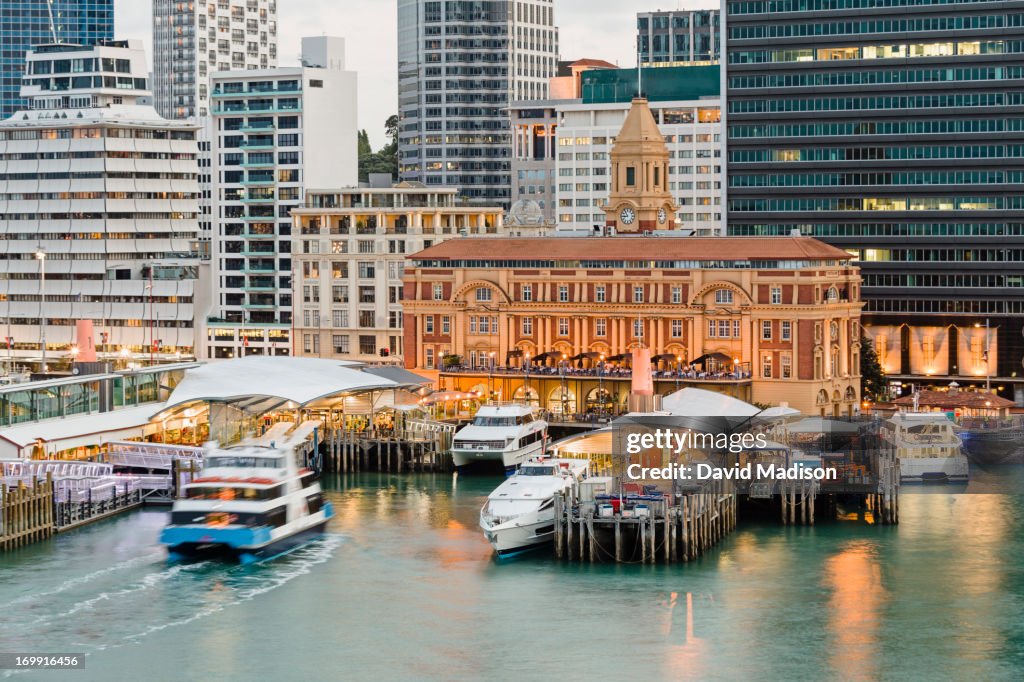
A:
[[885, 412, 969, 483], [160, 425, 333, 564], [479, 456, 589, 556], [450, 403, 548, 474]]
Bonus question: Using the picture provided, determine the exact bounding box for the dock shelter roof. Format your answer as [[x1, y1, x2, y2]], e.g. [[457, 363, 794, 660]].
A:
[[157, 357, 422, 416], [0, 403, 161, 458]]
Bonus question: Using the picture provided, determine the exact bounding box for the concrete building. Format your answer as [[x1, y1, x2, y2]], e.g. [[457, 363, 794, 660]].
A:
[[0, 0, 114, 119], [397, 0, 559, 208], [552, 66, 723, 235], [725, 0, 1024, 402], [509, 59, 617, 226], [637, 8, 720, 67], [151, 0, 277, 120], [202, 36, 357, 360], [290, 185, 507, 365], [0, 40, 201, 369]]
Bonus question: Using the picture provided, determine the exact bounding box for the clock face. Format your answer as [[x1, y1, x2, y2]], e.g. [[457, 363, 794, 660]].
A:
[[657, 208, 667, 224], [620, 207, 636, 225]]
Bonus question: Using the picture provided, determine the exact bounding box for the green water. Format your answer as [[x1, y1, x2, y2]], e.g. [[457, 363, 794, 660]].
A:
[[1, 474, 1022, 681]]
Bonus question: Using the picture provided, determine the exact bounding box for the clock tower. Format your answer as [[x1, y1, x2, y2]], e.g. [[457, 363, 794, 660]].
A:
[[603, 97, 678, 234]]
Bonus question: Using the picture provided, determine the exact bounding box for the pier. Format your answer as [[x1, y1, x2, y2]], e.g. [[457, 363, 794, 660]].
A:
[[322, 420, 456, 473], [554, 479, 737, 564]]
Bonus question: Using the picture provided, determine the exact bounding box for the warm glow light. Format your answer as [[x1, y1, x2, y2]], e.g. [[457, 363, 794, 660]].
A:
[[34, 250, 46, 261], [119, 347, 131, 357], [70, 346, 79, 356]]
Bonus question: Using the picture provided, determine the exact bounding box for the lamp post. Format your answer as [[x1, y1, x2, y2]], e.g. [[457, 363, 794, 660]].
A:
[[598, 353, 606, 416], [675, 354, 682, 391], [559, 353, 569, 417], [35, 250, 46, 372], [487, 350, 496, 403], [524, 352, 531, 405], [975, 319, 991, 391]]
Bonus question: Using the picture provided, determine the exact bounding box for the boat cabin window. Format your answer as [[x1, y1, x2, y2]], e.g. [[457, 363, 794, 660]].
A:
[[472, 416, 521, 427], [185, 485, 285, 501], [518, 466, 555, 476], [205, 456, 285, 469]]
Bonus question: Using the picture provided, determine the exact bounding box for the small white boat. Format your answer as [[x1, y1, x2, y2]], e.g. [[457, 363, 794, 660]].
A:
[[451, 403, 548, 474], [885, 412, 968, 483], [479, 456, 589, 556], [160, 424, 333, 564]]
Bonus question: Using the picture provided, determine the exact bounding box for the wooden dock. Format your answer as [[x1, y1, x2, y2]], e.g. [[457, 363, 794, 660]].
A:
[[323, 425, 454, 473], [553, 480, 737, 564], [0, 474, 54, 550]]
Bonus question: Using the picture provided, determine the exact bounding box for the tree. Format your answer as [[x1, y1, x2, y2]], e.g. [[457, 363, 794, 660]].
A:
[[357, 116, 399, 183], [860, 334, 886, 402]]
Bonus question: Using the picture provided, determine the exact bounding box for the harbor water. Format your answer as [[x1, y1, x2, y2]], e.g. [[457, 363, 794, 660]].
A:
[[2, 473, 1022, 681]]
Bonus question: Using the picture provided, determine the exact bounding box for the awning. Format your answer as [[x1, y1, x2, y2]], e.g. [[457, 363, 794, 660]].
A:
[[532, 351, 563, 362], [569, 351, 602, 361], [605, 353, 631, 363], [691, 352, 734, 367], [506, 349, 523, 360], [651, 353, 683, 362]]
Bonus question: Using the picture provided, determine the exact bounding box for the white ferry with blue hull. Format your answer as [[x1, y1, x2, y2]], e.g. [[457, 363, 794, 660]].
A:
[[161, 429, 333, 564], [450, 404, 548, 474]]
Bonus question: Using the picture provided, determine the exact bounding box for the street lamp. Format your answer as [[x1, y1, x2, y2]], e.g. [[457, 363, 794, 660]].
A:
[[598, 353, 606, 416], [523, 352, 531, 405], [975, 319, 991, 391], [35, 250, 46, 372], [559, 353, 569, 416], [675, 354, 683, 391], [487, 351, 496, 402]]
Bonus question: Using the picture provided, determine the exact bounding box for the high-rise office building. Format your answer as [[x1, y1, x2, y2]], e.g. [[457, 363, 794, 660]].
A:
[[0, 0, 114, 119], [725, 0, 1024, 402], [397, 0, 559, 208], [637, 9, 720, 67], [202, 37, 357, 360], [152, 0, 278, 250], [152, 0, 277, 120], [0, 40, 201, 368]]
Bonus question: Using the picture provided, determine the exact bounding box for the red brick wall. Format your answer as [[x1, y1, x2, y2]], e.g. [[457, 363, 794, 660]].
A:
[[798, 320, 816, 379], [403, 315, 418, 369]]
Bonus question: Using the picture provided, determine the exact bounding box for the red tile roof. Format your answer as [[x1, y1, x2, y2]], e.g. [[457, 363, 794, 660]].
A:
[[408, 237, 855, 262], [570, 58, 619, 69]]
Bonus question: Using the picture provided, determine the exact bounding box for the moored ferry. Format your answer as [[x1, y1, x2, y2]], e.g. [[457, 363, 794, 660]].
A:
[[450, 403, 548, 474], [885, 412, 969, 483], [160, 424, 333, 564]]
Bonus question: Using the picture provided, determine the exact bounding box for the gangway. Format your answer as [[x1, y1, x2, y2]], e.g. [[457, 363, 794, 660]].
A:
[[105, 441, 205, 471]]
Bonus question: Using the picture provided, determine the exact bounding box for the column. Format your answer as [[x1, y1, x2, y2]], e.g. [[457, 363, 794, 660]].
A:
[[611, 317, 619, 355]]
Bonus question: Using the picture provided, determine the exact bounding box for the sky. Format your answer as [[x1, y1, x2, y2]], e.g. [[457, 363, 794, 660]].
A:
[[116, 0, 714, 148]]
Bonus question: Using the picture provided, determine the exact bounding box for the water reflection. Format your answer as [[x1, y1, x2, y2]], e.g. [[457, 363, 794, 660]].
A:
[[825, 540, 885, 680]]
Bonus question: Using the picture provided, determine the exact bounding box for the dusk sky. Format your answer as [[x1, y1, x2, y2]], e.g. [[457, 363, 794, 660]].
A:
[[117, 1, 714, 147]]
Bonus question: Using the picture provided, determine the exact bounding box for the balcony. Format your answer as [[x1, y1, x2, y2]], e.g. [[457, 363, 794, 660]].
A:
[[242, 265, 276, 274], [241, 248, 276, 256], [240, 123, 276, 133], [241, 231, 276, 239]]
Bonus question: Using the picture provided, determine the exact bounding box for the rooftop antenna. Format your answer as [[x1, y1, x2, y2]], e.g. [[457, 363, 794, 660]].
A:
[[46, 0, 59, 43], [636, 38, 643, 97]]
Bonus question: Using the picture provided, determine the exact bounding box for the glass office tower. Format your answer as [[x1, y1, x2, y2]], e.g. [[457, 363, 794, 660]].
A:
[[0, 0, 113, 118], [725, 0, 1024, 400], [397, 0, 559, 208]]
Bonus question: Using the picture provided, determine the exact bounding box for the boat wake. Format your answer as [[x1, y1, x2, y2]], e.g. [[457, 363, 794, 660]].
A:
[[1, 534, 343, 675]]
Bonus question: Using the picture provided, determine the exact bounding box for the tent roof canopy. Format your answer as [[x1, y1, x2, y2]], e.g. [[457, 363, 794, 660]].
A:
[[157, 356, 420, 417]]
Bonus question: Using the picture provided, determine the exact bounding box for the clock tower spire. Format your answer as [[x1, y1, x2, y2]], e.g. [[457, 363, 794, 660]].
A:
[[603, 97, 678, 234]]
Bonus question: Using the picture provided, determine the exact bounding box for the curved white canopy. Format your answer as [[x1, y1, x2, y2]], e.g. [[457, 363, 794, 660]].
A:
[[158, 356, 416, 415], [662, 387, 761, 418]]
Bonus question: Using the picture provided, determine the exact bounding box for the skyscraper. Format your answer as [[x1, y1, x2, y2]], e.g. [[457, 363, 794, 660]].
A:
[[0, 40, 201, 368], [637, 9, 720, 67], [725, 0, 1024, 402], [397, 0, 559, 208], [202, 37, 357, 360], [0, 0, 114, 119], [152, 0, 278, 120]]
